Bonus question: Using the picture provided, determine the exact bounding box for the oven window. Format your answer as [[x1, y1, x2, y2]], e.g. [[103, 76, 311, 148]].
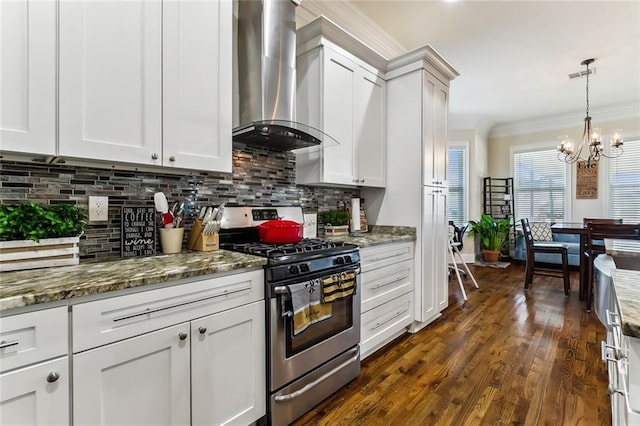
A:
[[284, 296, 353, 357]]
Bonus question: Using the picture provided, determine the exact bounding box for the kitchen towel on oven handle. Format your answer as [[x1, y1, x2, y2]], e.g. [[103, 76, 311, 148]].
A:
[[322, 271, 357, 303], [284, 279, 333, 336]]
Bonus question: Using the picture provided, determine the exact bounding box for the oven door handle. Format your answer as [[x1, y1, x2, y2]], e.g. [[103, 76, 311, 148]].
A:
[[273, 266, 361, 295], [274, 346, 360, 402]]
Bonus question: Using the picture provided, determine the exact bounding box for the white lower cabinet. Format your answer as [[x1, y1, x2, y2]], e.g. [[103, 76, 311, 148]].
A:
[[191, 301, 265, 426], [0, 306, 69, 426], [72, 270, 266, 426], [359, 242, 414, 359], [0, 357, 69, 426]]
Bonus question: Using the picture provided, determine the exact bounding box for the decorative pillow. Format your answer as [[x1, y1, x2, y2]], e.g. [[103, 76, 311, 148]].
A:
[[530, 223, 552, 241]]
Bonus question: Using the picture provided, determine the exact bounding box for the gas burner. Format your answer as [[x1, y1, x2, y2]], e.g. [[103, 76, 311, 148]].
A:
[[225, 239, 349, 259]]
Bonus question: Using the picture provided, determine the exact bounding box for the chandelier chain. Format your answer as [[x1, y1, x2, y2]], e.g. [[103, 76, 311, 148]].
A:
[[585, 62, 590, 117]]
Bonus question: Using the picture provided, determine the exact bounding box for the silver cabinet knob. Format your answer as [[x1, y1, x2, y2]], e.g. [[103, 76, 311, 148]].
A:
[[198, 327, 207, 334], [151, 153, 159, 160], [46, 371, 60, 383], [169, 156, 176, 162], [178, 332, 188, 341]]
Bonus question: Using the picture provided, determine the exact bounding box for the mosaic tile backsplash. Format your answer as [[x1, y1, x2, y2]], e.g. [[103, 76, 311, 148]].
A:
[[0, 144, 360, 262]]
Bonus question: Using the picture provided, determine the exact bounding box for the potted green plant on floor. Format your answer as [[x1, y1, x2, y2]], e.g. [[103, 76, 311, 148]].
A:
[[0, 202, 87, 271], [467, 213, 512, 263]]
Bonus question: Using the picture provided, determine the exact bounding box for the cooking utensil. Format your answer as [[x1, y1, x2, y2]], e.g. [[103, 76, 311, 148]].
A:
[[257, 219, 303, 244], [154, 192, 169, 214]]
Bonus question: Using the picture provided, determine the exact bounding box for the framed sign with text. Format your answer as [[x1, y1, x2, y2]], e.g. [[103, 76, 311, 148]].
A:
[[576, 160, 598, 199], [121, 206, 156, 258]]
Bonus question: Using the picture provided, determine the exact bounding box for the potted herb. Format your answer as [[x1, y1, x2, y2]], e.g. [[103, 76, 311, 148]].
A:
[[0, 203, 87, 271], [467, 214, 512, 263], [322, 210, 350, 236]]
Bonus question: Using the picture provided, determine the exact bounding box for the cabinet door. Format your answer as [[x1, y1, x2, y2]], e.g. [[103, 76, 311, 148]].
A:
[[163, 0, 232, 172], [356, 69, 386, 187], [0, 357, 69, 426], [191, 300, 266, 426], [422, 72, 449, 187], [420, 186, 449, 321], [59, 0, 162, 165], [0, 0, 56, 155], [322, 48, 357, 185], [73, 323, 190, 426]]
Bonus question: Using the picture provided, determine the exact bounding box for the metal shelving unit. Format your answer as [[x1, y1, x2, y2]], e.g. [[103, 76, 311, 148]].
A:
[[483, 177, 516, 258]]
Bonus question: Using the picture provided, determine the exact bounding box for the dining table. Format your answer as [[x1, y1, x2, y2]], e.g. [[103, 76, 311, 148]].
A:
[[551, 222, 589, 301]]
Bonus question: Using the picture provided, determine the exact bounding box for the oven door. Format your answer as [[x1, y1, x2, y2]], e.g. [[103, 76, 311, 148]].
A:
[[269, 265, 361, 392]]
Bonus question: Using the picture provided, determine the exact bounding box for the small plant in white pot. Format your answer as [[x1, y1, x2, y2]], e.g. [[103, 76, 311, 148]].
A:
[[322, 210, 350, 236], [0, 203, 87, 271]]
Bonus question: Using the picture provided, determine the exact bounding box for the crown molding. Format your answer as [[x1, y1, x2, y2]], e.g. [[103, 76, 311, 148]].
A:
[[296, 16, 388, 72], [386, 45, 459, 82], [296, 0, 406, 60], [489, 101, 640, 138]]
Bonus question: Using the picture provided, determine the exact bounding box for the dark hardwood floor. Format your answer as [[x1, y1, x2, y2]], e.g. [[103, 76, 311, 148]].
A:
[[294, 263, 611, 426]]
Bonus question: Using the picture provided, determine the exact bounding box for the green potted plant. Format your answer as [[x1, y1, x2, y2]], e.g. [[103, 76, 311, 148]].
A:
[[0, 203, 87, 271], [322, 210, 350, 236], [467, 214, 512, 263]]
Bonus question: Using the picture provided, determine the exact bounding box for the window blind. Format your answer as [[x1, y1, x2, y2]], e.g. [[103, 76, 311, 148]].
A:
[[609, 139, 640, 223], [514, 149, 566, 222], [448, 147, 466, 225]]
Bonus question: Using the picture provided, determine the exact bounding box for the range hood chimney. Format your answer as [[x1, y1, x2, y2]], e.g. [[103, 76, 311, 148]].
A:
[[234, 0, 328, 151]]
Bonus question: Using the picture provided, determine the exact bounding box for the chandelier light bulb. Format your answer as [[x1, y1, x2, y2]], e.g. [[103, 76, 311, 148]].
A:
[[611, 129, 624, 148]]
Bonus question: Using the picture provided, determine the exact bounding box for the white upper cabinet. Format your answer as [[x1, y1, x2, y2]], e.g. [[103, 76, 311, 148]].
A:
[[58, 0, 232, 172], [295, 17, 386, 188], [0, 0, 56, 156], [422, 75, 449, 187], [58, 0, 163, 164], [162, 0, 232, 173]]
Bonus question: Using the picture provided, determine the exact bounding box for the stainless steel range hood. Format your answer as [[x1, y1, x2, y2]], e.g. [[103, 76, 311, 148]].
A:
[[234, 0, 334, 151]]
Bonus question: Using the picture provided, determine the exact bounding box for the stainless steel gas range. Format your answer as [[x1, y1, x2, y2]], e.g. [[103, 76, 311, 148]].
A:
[[219, 206, 361, 425]]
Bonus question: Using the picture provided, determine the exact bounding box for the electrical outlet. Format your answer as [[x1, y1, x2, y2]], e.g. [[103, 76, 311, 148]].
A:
[[89, 196, 108, 222]]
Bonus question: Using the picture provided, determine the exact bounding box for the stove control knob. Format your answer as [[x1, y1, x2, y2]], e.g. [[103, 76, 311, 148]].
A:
[[335, 257, 345, 265], [300, 263, 310, 273], [289, 265, 300, 274], [344, 255, 352, 264]]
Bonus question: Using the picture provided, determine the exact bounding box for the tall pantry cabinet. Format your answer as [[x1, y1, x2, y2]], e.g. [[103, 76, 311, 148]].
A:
[[362, 46, 458, 328]]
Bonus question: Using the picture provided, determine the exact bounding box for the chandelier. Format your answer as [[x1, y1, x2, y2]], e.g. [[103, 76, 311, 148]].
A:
[[557, 58, 623, 165]]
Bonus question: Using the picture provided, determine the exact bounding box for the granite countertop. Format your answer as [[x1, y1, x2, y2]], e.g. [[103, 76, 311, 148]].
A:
[[0, 250, 266, 312], [323, 225, 416, 248], [612, 268, 640, 339]]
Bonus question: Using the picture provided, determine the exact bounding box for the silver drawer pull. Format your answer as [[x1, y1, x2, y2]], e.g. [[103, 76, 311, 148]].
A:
[[606, 309, 621, 328], [371, 275, 408, 290], [370, 251, 406, 262], [601, 341, 625, 362], [46, 371, 60, 383], [112, 287, 252, 322], [0, 340, 19, 349], [371, 309, 408, 331]]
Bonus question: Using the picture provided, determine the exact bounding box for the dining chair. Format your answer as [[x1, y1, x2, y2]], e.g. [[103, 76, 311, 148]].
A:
[[520, 218, 571, 296], [447, 223, 479, 301], [585, 222, 639, 311]]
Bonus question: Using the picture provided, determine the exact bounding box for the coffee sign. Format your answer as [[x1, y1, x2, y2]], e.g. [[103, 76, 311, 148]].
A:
[[121, 206, 156, 258], [576, 160, 598, 199]]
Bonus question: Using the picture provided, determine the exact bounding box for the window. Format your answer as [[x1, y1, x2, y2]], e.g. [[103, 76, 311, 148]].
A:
[[513, 148, 567, 222], [609, 139, 640, 223], [448, 146, 466, 225]]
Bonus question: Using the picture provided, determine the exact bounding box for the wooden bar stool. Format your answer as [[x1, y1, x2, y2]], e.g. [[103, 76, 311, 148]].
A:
[[521, 218, 571, 296]]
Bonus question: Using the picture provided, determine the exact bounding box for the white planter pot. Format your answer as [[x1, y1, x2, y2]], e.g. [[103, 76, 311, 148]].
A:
[[0, 237, 80, 272]]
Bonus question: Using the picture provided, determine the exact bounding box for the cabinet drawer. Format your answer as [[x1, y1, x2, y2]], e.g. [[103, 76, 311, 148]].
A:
[[360, 242, 413, 272], [360, 292, 413, 360], [73, 270, 263, 352], [0, 307, 68, 373], [361, 259, 413, 313]]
